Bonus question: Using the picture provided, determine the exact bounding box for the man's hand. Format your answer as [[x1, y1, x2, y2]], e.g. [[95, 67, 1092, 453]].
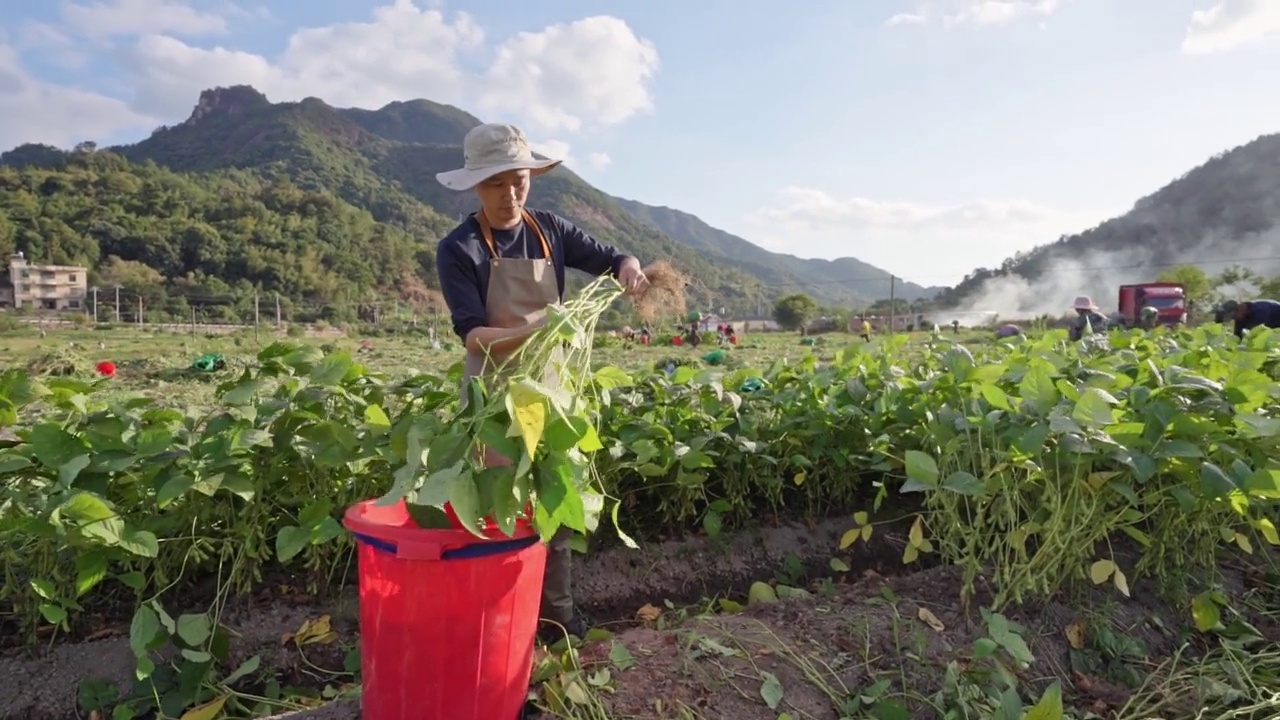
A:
[[618, 257, 649, 295]]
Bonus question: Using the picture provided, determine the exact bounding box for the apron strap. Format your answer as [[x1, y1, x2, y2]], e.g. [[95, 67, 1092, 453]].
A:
[[476, 209, 553, 263]]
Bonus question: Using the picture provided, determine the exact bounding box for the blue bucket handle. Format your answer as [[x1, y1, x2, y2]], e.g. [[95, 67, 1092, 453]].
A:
[[352, 532, 540, 561]]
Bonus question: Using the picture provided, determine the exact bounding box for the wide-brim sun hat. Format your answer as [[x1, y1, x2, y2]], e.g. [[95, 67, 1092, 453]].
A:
[[1072, 295, 1099, 311], [436, 123, 561, 191]]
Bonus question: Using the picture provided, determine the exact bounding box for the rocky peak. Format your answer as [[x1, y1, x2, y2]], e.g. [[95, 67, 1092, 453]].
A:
[[184, 85, 271, 124]]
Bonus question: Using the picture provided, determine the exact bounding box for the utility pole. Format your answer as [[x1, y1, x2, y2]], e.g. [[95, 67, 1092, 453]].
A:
[[275, 294, 281, 328], [190, 305, 196, 335], [889, 276, 897, 334], [137, 295, 143, 326], [254, 292, 260, 342], [90, 286, 99, 324], [114, 285, 121, 324]]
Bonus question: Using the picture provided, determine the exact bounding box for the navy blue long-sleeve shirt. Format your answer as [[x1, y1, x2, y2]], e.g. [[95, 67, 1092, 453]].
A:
[[1235, 299, 1280, 337], [436, 209, 632, 340]]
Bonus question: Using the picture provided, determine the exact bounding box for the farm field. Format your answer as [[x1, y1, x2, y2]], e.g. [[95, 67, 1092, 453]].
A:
[[1, 320, 1279, 720]]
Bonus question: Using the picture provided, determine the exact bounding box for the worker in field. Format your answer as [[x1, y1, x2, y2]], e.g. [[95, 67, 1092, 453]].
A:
[[1222, 299, 1280, 338], [1139, 305, 1159, 330], [859, 318, 872, 342], [1068, 296, 1108, 341], [435, 123, 649, 643]]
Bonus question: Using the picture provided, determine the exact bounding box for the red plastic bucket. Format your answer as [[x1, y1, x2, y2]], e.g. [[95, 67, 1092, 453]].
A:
[[343, 500, 547, 720]]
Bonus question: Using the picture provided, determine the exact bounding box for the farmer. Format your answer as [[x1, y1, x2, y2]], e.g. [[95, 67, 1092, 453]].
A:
[[1068, 296, 1108, 341], [1139, 305, 1159, 330], [859, 318, 872, 342], [1222, 299, 1280, 338], [435, 123, 649, 642]]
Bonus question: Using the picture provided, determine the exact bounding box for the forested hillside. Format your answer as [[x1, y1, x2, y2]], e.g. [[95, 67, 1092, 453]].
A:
[[0, 152, 432, 322]]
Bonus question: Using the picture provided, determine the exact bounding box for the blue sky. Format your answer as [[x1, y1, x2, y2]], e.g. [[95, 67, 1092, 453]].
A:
[[2, 0, 1278, 285]]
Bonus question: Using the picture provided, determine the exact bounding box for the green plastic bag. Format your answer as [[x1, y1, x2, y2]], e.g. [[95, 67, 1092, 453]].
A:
[[702, 349, 727, 365], [191, 353, 227, 372]]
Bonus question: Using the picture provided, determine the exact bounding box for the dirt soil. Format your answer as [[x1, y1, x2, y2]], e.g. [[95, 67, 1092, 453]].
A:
[[549, 560, 1276, 720], [0, 516, 856, 720]]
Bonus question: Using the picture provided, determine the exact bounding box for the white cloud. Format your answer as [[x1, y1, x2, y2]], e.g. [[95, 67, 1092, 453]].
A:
[[478, 16, 659, 133], [61, 0, 229, 38], [119, 2, 658, 137], [886, 0, 1061, 28], [585, 152, 612, 170], [0, 42, 154, 149], [0, 1, 657, 153], [1182, 0, 1280, 55], [741, 187, 1106, 285], [886, 13, 928, 26]]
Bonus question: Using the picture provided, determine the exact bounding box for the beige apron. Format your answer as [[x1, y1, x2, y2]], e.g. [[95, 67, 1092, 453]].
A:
[[462, 208, 575, 625]]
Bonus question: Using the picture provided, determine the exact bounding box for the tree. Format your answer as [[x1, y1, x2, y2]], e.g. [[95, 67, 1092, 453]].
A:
[[1156, 265, 1212, 302], [773, 293, 818, 332], [1256, 274, 1280, 299]]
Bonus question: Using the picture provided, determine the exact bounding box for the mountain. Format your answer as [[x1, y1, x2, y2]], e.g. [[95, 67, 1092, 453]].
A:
[[1, 85, 922, 314], [938, 133, 1280, 315], [612, 198, 941, 306], [108, 86, 767, 312]]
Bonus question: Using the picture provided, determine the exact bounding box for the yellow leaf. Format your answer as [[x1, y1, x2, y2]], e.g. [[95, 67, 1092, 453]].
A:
[[291, 615, 338, 646], [853, 511, 869, 525], [180, 694, 229, 720], [635, 603, 662, 622], [917, 606, 945, 632], [718, 598, 745, 613], [860, 525, 873, 542], [908, 516, 924, 546], [839, 528, 860, 550], [793, 471, 806, 486], [1064, 620, 1086, 649], [563, 677, 592, 705], [507, 381, 546, 458], [1113, 568, 1131, 597], [903, 543, 919, 564], [1089, 559, 1115, 585], [1234, 532, 1254, 554], [576, 423, 603, 453], [1257, 517, 1279, 545]]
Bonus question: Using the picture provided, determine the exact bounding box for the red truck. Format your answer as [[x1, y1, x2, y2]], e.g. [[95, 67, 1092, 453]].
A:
[[1117, 283, 1187, 328]]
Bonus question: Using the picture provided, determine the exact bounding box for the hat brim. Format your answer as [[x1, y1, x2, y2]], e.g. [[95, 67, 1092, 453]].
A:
[[436, 159, 562, 191]]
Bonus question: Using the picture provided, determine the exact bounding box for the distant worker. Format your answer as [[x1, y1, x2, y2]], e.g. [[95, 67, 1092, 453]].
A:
[[1223, 299, 1280, 338], [951, 319, 960, 334], [1139, 305, 1160, 330], [1068, 296, 1108, 341], [860, 318, 872, 342]]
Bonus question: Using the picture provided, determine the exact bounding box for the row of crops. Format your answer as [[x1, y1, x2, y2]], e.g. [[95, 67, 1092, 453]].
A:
[[2, 326, 1279, 646]]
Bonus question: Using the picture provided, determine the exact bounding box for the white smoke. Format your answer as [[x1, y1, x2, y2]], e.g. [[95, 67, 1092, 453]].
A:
[[952, 226, 1280, 319]]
